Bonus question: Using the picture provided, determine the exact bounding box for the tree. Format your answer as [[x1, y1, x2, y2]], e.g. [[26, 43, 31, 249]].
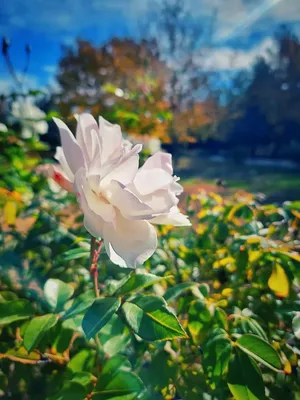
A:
[[146, 0, 216, 145], [56, 38, 171, 139]]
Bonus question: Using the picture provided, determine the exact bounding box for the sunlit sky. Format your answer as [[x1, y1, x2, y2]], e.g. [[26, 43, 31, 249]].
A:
[[1, 0, 300, 94]]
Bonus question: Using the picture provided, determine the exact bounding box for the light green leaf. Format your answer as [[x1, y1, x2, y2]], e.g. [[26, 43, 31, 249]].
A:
[[63, 290, 95, 320], [82, 297, 121, 340], [236, 334, 282, 371], [113, 272, 172, 296], [121, 295, 187, 342], [63, 247, 90, 261], [188, 299, 213, 345], [44, 279, 74, 312], [0, 300, 34, 325], [24, 314, 58, 352], [227, 350, 265, 400]]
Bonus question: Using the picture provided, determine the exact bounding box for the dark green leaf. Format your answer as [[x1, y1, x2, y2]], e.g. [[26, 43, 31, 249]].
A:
[[47, 381, 86, 400], [236, 334, 282, 371], [121, 295, 187, 342], [164, 282, 199, 302], [227, 349, 265, 400], [63, 290, 95, 320], [114, 272, 172, 296], [203, 335, 232, 389], [0, 300, 34, 325], [82, 297, 121, 340]]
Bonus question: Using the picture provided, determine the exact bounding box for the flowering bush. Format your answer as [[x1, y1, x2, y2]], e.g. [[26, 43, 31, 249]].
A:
[[0, 108, 300, 400]]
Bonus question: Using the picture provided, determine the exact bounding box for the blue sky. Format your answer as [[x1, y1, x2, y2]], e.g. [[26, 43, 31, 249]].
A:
[[1, 0, 300, 94]]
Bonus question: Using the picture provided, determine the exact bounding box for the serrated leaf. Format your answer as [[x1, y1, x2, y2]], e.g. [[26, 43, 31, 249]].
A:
[[24, 314, 58, 352], [82, 297, 121, 340], [227, 350, 265, 400], [268, 264, 289, 298], [44, 279, 74, 312], [63, 290, 95, 320], [113, 272, 172, 296], [0, 300, 34, 325], [236, 334, 282, 371], [121, 295, 187, 342]]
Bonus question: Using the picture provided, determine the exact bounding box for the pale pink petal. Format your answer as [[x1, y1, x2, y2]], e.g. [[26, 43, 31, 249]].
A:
[[133, 168, 173, 196], [105, 180, 153, 219], [99, 116, 122, 164], [76, 114, 101, 164], [100, 144, 142, 187], [75, 175, 104, 237], [151, 206, 191, 226], [54, 147, 74, 182], [142, 151, 173, 174], [47, 165, 73, 193], [53, 118, 85, 175], [103, 211, 157, 268], [136, 188, 178, 214], [74, 169, 115, 224]]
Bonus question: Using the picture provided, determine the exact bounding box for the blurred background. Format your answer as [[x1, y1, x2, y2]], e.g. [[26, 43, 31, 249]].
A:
[[1, 0, 300, 202]]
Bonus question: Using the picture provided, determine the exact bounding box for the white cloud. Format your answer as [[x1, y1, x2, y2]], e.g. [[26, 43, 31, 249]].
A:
[[201, 37, 276, 71], [43, 65, 57, 74]]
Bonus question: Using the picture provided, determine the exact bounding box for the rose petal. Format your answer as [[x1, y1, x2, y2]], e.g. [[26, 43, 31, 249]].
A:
[[103, 211, 157, 268], [74, 169, 115, 224], [151, 206, 191, 226], [75, 174, 104, 237], [142, 151, 173, 174], [55, 147, 74, 182], [76, 113, 101, 164], [106, 180, 153, 219], [53, 117, 85, 175], [99, 116, 122, 164], [133, 168, 173, 196]]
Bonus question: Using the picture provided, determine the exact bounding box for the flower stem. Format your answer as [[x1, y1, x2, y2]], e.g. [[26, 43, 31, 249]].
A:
[[90, 236, 103, 298]]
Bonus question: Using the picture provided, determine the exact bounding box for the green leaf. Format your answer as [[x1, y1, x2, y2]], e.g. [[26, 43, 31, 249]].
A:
[[47, 381, 86, 400], [82, 297, 121, 340], [236, 334, 282, 371], [0, 300, 34, 325], [113, 272, 172, 296], [24, 314, 58, 352], [164, 282, 199, 302], [292, 313, 300, 339], [121, 295, 187, 342], [203, 335, 232, 389], [67, 349, 96, 373], [188, 300, 213, 344], [63, 290, 95, 320], [93, 371, 144, 399], [44, 279, 74, 312], [227, 350, 265, 400], [63, 247, 90, 261]]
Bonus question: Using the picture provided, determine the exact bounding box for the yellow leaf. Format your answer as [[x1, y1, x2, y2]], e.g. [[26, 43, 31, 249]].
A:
[[268, 264, 289, 298], [3, 201, 17, 225]]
